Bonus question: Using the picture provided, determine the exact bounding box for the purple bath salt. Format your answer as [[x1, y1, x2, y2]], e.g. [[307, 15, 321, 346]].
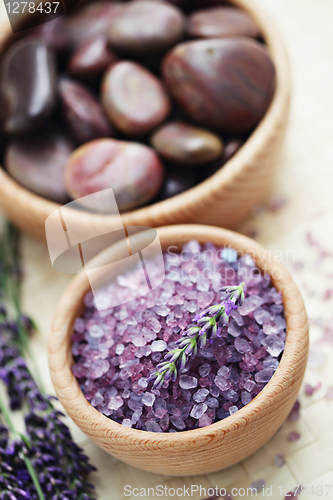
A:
[[179, 375, 198, 390], [71, 241, 287, 432], [193, 388, 209, 403], [142, 392, 155, 407], [190, 403, 207, 419]]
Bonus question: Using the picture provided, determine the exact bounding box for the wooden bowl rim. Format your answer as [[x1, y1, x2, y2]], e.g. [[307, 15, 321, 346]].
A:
[[0, 0, 290, 229], [48, 224, 308, 448]]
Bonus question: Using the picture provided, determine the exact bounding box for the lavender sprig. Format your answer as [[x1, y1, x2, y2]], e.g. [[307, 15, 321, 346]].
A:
[[149, 282, 245, 388], [0, 396, 44, 500], [0, 223, 97, 499]]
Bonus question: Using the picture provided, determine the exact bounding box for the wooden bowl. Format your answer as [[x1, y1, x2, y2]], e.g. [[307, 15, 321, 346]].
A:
[[48, 224, 308, 476], [0, 0, 290, 242]]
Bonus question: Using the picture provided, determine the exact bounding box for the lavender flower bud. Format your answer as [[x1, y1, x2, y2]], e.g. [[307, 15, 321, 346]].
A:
[[193, 310, 208, 321], [208, 305, 221, 314], [164, 366, 174, 381], [198, 334, 207, 348], [197, 316, 210, 324], [180, 353, 187, 370]]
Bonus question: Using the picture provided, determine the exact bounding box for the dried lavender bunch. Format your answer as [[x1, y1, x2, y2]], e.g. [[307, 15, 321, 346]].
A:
[[150, 282, 245, 388], [0, 421, 38, 500], [0, 223, 96, 500]]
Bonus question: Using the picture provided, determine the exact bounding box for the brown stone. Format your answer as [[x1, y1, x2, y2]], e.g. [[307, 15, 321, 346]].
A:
[[59, 78, 114, 144], [187, 7, 260, 40], [151, 121, 223, 166], [64, 139, 165, 212], [5, 126, 74, 203], [102, 61, 171, 135], [162, 37, 276, 133], [68, 36, 118, 80], [108, 1, 185, 55]]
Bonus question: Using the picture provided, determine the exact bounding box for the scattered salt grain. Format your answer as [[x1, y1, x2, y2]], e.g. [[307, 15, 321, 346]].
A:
[[288, 431, 301, 442], [249, 479, 266, 493], [274, 454, 285, 467]]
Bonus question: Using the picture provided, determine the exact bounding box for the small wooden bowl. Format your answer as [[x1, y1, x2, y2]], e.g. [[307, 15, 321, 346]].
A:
[[48, 225, 308, 476], [0, 0, 290, 241]]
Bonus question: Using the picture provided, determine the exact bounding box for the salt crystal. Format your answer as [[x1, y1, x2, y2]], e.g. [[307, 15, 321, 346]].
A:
[[142, 392, 156, 407], [90, 359, 110, 379], [159, 413, 170, 431], [187, 301, 198, 313], [254, 308, 271, 325], [206, 396, 219, 408], [116, 344, 125, 355], [151, 340, 166, 352], [224, 389, 239, 403], [122, 419, 132, 428], [249, 480, 265, 493], [230, 309, 244, 326], [263, 319, 279, 335], [197, 291, 214, 309], [107, 395, 123, 410], [155, 305, 170, 317], [234, 338, 251, 353], [193, 389, 209, 403], [304, 384, 315, 396], [244, 379, 256, 392], [132, 335, 146, 347], [262, 335, 285, 357], [138, 377, 148, 390], [183, 239, 201, 253], [190, 403, 208, 420], [198, 413, 214, 427], [263, 357, 279, 370], [326, 387, 333, 400], [170, 416, 186, 430], [217, 366, 230, 378], [89, 324, 104, 338], [241, 391, 252, 405], [287, 431, 301, 442], [151, 353, 162, 363], [238, 296, 264, 315], [199, 363, 211, 377], [74, 317, 86, 334], [255, 368, 274, 383], [227, 320, 242, 337], [229, 405, 238, 415], [221, 247, 238, 263], [146, 421, 162, 432], [131, 409, 142, 424], [91, 392, 104, 407], [149, 317, 162, 333], [214, 375, 231, 392], [179, 375, 198, 390], [274, 454, 285, 467], [210, 385, 220, 398], [197, 275, 210, 292], [128, 399, 143, 411], [217, 408, 229, 420], [142, 328, 157, 342]]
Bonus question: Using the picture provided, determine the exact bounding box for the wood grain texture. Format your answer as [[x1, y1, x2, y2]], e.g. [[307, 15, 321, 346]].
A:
[[48, 225, 308, 476], [0, 0, 291, 241]]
